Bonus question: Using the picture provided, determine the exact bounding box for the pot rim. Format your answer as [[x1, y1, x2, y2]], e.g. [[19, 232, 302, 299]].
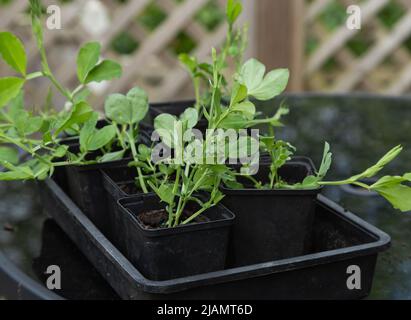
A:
[[117, 194, 235, 237]]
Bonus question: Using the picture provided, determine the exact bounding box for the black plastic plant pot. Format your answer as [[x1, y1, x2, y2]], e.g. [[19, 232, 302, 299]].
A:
[[102, 165, 142, 200], [64, 159, 131, 235], [101, 165, 146, 243], [149, 100, 208, 133], [222, 156, 322, 267], [61, 122, 153, 235], [116, 194, 235, 281]]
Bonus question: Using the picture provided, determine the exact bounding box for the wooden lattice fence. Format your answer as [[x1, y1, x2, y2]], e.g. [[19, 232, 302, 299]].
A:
[[0, 0, 250, 107], [2, 0, 411, 109], [305, 0, 411, 94]]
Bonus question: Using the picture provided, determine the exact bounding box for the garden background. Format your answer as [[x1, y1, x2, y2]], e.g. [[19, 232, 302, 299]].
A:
[[1, 0, 411, 109]]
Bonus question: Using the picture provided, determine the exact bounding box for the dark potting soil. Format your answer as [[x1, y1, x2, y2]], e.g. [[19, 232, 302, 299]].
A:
[[137, 209, 209, 229]]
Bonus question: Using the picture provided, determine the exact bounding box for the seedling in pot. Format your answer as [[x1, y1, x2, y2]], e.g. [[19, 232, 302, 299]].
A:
[[140, 30, 291, 227], [241, 111, 411, 212], [141, 108, 228, 227]]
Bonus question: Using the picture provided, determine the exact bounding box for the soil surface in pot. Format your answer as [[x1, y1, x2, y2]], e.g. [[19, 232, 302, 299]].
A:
[[138, 209, 209, 229]]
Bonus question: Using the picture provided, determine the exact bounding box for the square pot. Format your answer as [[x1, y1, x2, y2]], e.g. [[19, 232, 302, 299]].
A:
[[222, 156, 322, 266], [117, 194, 235, 281], [60, 121, 153, 235], [101, 165, 146, 244]]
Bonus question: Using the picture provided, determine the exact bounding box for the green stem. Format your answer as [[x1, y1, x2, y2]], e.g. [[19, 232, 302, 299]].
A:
[[126, 130, 148, 193], [182, 204, 208, 225], [240, 174, 260, 189], [0, 134, 51, 166], [182, 176, 221, 225], [173, 194, 186, 227], [26, 71, 43, 80], [193, 77, 201, 112], [213, 109, 230, 129], [44, 72, 72, 102], [114, 122, 126, 150], [71, 84, 85, 99], [319, 180, 371, 190], [173, 164, 191, 226]]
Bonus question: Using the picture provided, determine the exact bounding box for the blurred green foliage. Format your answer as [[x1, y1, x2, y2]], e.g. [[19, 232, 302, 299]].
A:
[[319, 1, 347, 31], [378, 1, 404, 29], [170, 31, 196, 55], [111, 32, 139, 55], [137, 2, 167, 31], [196, 0, 225, 31]]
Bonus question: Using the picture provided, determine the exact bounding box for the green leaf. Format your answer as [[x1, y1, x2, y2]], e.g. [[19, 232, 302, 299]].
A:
[[0, 32, 27, 76], [318, 142, 332, 179], [260, 135, 275, 151], [0, 169, 33, 181], [193, 167, 214, 189], [98, 150, 125, 163], [104, 94, 130, 124], [272, 102, 290, 121], [0, 161, 34, 181], [346, 145, 403, 183], [80, 113, 98, 152], [8, 91, 24, 121], [239, 59, 265, 93], [77, 42, 101, 83], [54, 102, 94, 136], [154, 113, 177, 132], [218, 113, 248, 130], [251, 69, 289, 101], [138, 144, 151, 160], [230, 82, 248, 106], [239, 58, 289, 101], [25, 116, 43, 135], [85, 60, 122, 84], [0, 146, 19, 165], [154, 113, 178, 147], [372, 177, 411, 212], [198, 63, 213, 76], [104, 87, 148, 125], [154, 183, 174, 205], [126, 86, 148, 122], [87, 125, 116, 151], [224, 179, 244, 190], [302, 175, 320, 187], [179, 54, 197, 73], [180, 107, 198, 129], [231, 101, 256, 120], [0, 77, 25, 108], [52, 145, 69, 158], [226, 0, 243, 25]]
